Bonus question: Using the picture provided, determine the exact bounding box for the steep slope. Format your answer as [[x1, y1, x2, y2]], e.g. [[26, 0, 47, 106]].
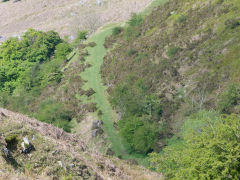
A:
[[0, 108, 163, 179], [101, 0, 240, 157]]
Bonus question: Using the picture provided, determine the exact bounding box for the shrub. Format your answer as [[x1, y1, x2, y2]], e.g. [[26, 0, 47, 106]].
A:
[[127, 49, 137, 56], [112, 27, 123, 36], [150, 112, 240, 179], [177, 14, 187, 23], [36, 100, 73, 132], [85, 103, 97, 112], [128, 13, 143, 27], [225, 18, 240, 29], [166, 46, 179, 57], [54, 42, 73, 60], [84, 88, 95, 97], [73, 30, 88, 46], [123, 13, 143, 41], [88, 42, 97, 47], [77, 30, 88, 40], [0, 29, 62, 93], [119, 115, 160, 154], [218, 84, 240, 113]]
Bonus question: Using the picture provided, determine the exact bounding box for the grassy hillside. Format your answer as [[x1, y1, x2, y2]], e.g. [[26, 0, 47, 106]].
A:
[[101, 0, 240, 178], [0, 108, 163, 180]]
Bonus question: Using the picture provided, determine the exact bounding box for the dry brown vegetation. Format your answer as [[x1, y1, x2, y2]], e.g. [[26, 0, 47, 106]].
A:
[[0, 0, 153, 38], [0, 108, 163, 179]]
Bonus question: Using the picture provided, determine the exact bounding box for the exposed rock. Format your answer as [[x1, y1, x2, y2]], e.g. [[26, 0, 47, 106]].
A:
[[2, 147, 9, 158], [92, 129, 98, 137], [52, 150, 58, 155], [97, 0, 102, 6], [58, 161, 63, 167], [91, 120, 103, 130], [21, 137, 35, 154], [0, 112, 7, 121], [91, 120, 104, 137]]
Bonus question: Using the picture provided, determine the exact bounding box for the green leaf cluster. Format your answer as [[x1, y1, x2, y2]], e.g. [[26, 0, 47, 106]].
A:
[[0, 29, 62, 93], [150, 111, 240, 179], [111, 77, 163, 154]]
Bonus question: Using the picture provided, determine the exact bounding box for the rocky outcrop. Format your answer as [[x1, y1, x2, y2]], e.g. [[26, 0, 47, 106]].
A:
[[91, 120, 104, 137]]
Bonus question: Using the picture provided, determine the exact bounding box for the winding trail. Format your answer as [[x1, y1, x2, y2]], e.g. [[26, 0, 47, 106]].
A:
[[80, 25, 129, 158]]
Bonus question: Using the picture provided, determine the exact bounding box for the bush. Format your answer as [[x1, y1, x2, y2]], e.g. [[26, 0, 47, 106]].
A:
[[128, 13, 143, 27], [123, 13, 143, 41], [218, 84, 240, 113], [84, 88, 95, 97], [36, 100, 73, 132], [88, 42, 97, 47], [112, 27, 123, 36], [225, 18, 240, 29], [73, 30, 88, 46], [0, 29, 62, 93], [54, 42, 73, 60], [77, 30, 88, 40], [150, 112, 240, 179], [127, 49, 137, 56], [119, 115, 160, 154], [166, 46, 179, 57], [177, 14, 187, 23]]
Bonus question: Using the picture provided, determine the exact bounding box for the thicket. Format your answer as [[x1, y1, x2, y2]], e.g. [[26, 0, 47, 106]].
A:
[[150, 111, 240, 179], [110, 75, 163, 154], [0, 29, 73, 131], [218, 84, 240, 114]]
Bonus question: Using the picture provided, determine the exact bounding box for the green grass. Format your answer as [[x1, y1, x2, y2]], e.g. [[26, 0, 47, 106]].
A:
[[79, 25, 150, 165], [80, 25, 128, 157]]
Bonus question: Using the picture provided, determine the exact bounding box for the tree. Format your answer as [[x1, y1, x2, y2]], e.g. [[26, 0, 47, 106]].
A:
[[150, 112, 240, 179], [55, 42, 73, 60]]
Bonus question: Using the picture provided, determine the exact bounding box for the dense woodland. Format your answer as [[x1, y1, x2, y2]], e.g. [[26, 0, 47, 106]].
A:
[[0, 29, 74, 131], [0, 0, 240, 178]]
